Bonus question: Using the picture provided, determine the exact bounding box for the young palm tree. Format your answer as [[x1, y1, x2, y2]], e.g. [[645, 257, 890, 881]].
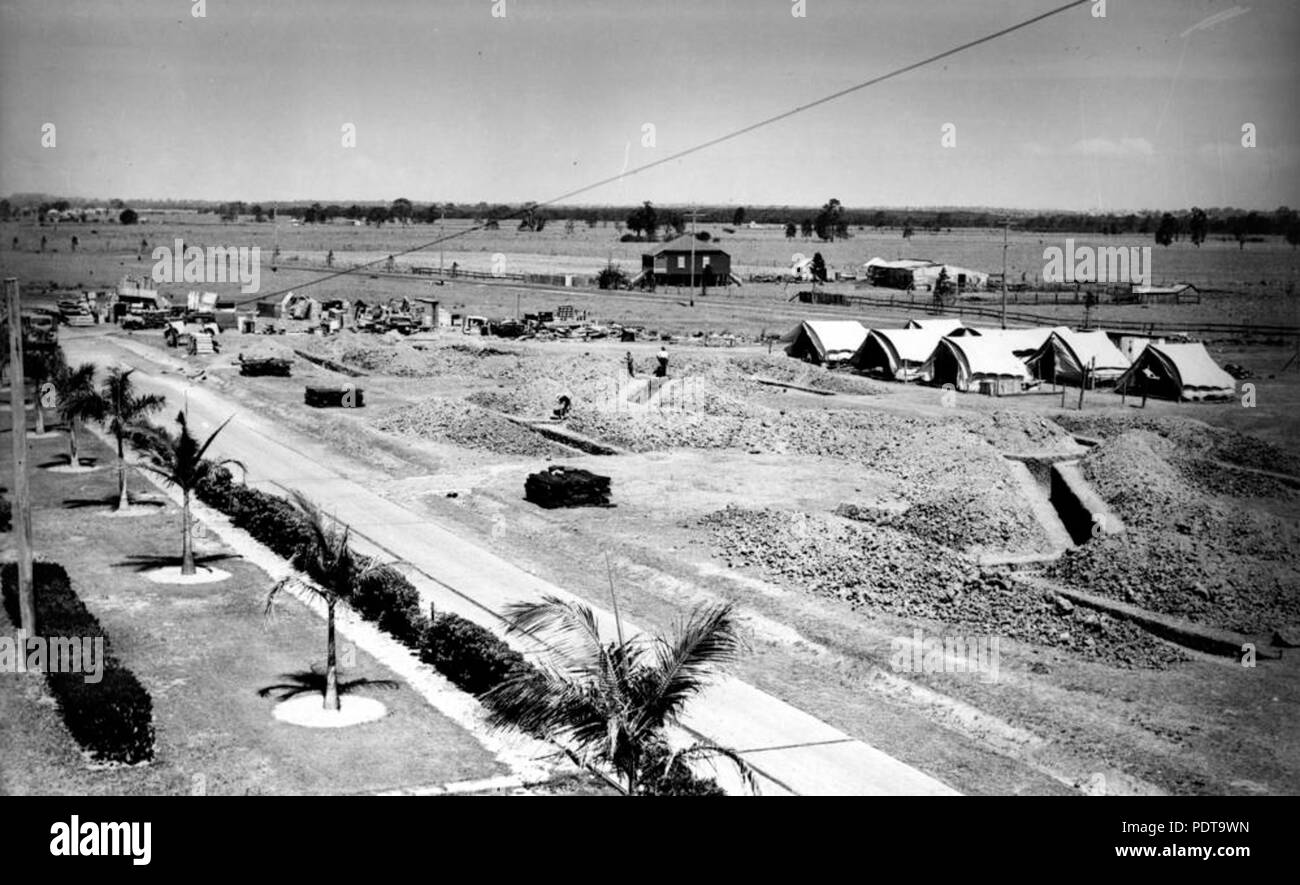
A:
[[139, 411, 240, 575], [265, 492, 378, 711], [483, 596, 755, 795], [101, 367, 166, 510], [52, 361, 103, 467]]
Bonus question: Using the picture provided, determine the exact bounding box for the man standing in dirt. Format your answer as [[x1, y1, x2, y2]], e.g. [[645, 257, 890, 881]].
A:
[[655, 345, 669, 378], [626, 351, 636, 378]]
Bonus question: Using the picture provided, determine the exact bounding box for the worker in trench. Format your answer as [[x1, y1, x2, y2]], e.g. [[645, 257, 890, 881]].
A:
[[655, 345, 669, 378]]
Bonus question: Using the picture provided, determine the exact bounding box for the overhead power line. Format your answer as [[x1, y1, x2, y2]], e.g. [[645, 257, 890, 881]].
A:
[[237, 0, 1091, 306]]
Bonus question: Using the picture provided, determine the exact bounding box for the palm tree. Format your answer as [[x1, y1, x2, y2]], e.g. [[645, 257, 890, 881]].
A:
[[52, 361, 103, 467], [483, 596, 755, 795], [101, 368, 165, 510], [139, 411, 240, 575], [265, 492, 378, 711]]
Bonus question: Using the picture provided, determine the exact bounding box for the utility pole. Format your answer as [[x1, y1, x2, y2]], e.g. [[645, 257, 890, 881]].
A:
[[6, 278, 35, 634], [686, 208, 705, 308], [1000, 219, 1009, 330], [439, 205, 445, 276]]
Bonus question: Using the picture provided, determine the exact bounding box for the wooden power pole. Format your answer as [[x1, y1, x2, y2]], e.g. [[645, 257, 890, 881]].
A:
[[1000, 220, 1009, 330], [5, 278, 35, 633]]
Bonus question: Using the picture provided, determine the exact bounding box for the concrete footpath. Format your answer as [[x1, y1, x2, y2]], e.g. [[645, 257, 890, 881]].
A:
[[68, 332, 959, 796]]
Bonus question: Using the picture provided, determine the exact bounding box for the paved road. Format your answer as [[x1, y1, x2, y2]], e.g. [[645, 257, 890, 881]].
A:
[[67, 330, 959, 796]]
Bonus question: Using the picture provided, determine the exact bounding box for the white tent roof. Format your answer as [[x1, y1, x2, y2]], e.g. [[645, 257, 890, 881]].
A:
[[779, 320, 868, 363], [1116, 342, 1236, 400], [931, 336, 1033, 379], [905, 317, 965, 335], [862, 328, 947, 365], [970, 326, 1066, 355], [1047, 328, 1131, 375]]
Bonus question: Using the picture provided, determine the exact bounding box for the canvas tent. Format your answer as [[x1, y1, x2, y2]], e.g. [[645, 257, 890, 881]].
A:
[[779, 320, 869, 365], [851, 328, 946, 380], [920, 335, 1031, 393], [905, 317, 965, 336], [950, 325, 1061, 358], [1025, 329, 1131, 386], [1113, 342, 1236, 401]]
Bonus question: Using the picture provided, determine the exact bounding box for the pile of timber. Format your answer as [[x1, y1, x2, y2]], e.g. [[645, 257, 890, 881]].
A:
[[304, 385, 364, 408], [239, 356, 292, 377], [524, 465, 612, 509]]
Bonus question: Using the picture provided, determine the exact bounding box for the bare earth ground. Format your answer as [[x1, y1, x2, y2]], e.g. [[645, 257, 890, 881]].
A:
[[60, 315, 1298, 797], [6, 216, 1298, 796]]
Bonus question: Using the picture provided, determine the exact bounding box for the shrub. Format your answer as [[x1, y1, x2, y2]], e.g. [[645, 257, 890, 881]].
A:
[[195, 468, 548, 706], [419, 610, 529, 697], [1, 562, 155, 764], [0, 496, 10, 532]]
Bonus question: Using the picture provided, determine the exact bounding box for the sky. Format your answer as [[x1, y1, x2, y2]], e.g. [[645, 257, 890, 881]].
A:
[[1, 0, 1297, 211]]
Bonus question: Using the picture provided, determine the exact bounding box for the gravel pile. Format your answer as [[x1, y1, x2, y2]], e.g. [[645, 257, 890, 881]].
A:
[[1047, 431, 1300, 634], [700, 506, 1186, 668], [840, 485, 1050, 556], [374, 398, 569, 457], [1053, 412, 1300, 477], [299, 336, 526, 378]]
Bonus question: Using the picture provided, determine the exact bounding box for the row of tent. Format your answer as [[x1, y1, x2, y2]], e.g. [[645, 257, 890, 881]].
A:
[[778, 318, 1238, 401]]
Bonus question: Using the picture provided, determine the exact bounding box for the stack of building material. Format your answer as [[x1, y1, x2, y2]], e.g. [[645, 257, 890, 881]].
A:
[[304, 385, 364, 408], [239, 356, 292, 377], [524, 465, 612, 509]]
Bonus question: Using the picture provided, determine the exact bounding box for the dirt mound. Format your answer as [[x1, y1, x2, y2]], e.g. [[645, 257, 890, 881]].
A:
[[374, 398, 569, 457], [299, 335, 526, 378], [1047, 431, 1300, 634], [843, 484, 1050, 557], [700, 506, 1186, 669], [972, 411, 1083, 455], [1054, 412, 1300, 477]]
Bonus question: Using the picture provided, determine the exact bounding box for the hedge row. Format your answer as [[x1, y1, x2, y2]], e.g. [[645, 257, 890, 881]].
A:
[[196, 468, 532, 698], [1, 562, 156, 765]]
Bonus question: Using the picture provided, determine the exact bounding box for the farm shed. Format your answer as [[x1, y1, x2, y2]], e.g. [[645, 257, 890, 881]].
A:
[[641, 245, 731, 288], [851, 328, 946, 380], [905, 317, 966, 336], [920, 335, 1031, 393], [1025, 329, 1131, 386], [912, 264, 990, 293], [864, 258, 936, 289], [780, 320, 869, 365], [1113, 342, 1236, 402]]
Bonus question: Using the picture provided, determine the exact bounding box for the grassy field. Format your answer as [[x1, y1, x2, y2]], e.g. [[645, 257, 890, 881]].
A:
[[0, 430, 515, 795], [4, 213, 1297, 334]]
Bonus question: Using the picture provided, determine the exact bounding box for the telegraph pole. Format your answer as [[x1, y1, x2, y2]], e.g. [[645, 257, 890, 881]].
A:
[[1000, 219, 1009, 330], [686, 208, 705, 308], [5, 278, 35, 633]]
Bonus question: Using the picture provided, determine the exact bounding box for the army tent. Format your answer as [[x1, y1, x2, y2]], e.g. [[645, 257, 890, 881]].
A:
[[1113, 342, 1236, 401], [851, 328, 946, 380], [1026, 329, 1131, 386], [920, 335, 1031, 393], [950, 325, 1061, 358], [779, 320, 869, 365], [905, 317, 965, 335]]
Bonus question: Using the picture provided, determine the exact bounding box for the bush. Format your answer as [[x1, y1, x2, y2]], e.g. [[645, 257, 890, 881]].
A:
[[196, 468, 547, 704], [352, 566, 429, 649], [419, 610, 529, 697], [0, 496, 10, 532], [1, 562, 155, 764]]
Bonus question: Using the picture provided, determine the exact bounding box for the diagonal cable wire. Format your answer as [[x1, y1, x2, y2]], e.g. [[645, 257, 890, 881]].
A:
[[236, 0, 1091, 306]]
